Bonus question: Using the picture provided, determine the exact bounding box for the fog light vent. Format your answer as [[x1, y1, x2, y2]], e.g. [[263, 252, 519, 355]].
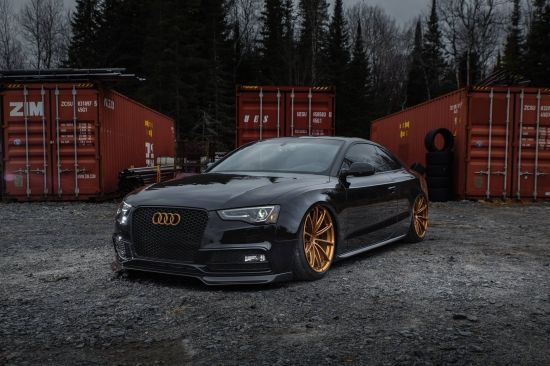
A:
[[244, 254, 266, 263], [114, 235, 130, 260]]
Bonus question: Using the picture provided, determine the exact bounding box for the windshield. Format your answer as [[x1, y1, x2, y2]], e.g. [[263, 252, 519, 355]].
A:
[[210, 139, 344, 175]]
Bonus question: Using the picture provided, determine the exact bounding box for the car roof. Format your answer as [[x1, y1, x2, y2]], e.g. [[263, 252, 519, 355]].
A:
[[254, 136, 384, 148], [257, 136, 371, 143]]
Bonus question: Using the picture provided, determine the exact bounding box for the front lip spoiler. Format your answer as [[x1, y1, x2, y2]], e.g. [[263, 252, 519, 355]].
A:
[[119, 258, 293, 285]]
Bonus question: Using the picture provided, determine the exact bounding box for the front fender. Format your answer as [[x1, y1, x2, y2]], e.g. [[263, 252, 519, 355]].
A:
[[275, 185, 344, 243]]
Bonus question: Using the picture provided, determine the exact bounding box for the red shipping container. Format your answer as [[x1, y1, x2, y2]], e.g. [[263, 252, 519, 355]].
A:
[[1, 82, 175, 201], [371, 86, 550, 200], [235, 86, 335, 147]]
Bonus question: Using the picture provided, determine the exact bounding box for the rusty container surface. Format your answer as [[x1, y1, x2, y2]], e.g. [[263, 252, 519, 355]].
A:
[[1, 83, 175, 201], [235, 86, 335, 147], [371, 86, 550, 200]]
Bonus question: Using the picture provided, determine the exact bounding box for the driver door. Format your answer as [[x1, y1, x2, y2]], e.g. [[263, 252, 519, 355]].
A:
[[340, 143, 399, 253]]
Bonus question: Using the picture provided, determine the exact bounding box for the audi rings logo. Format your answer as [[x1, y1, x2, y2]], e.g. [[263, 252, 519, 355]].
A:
[[152, 212, 181, 226]]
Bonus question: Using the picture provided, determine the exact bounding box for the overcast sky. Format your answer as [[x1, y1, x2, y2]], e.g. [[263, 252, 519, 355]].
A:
[[347, 0, 431, 25], [17, 0, 432, 26]]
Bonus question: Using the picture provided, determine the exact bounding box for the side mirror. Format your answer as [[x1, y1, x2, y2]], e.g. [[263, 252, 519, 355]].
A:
[[339, 162, 376, 181]]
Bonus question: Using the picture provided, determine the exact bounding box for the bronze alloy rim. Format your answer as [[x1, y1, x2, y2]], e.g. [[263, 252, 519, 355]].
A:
[[413, 195, 429, 239], [303, 206, 335, 273]]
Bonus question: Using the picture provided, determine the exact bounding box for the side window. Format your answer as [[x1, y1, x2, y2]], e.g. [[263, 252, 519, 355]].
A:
[[342, 144, 402, 173], [373, 146, 402, 172], [342, 144, 378, 171]]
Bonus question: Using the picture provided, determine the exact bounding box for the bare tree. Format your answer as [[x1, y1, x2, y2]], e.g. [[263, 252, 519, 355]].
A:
[[0, 0, 24, 69], [347, 4, 412, 113], [226, 0, 263, 82], [438, 0, 506, 86], [19, 0, 70, 69]]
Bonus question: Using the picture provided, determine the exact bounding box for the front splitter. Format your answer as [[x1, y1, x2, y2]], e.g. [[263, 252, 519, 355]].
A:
[[117, 258, 293, 285]]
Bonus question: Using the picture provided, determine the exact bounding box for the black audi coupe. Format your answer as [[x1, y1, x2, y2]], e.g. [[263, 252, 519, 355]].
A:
[[113, 137, 428, 285]]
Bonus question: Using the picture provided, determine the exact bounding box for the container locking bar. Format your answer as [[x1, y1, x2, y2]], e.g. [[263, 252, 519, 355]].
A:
[[485, 88, 494, 199], [72, 85, 80, 196], [533, 89, 541, 201], [55, 87, 62, 195], [502, 89, 511, 199], [40, 86, 48, 195], [308, 88, 312, 136], [258, 88, 263, 141], [276, 89, 281, 138], [23, 86, 31, 197], [516, 90, 525, 200], [290, 89, 295, 136]]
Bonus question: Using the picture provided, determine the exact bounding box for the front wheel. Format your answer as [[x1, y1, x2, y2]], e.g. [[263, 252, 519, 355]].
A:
[[292, 205, 336, 281], [404, 194, 429, 243]]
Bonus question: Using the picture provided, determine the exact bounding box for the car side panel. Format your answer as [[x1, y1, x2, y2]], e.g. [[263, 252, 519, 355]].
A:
[[340, 173, 398, 252], [387, 169, 418, 236]]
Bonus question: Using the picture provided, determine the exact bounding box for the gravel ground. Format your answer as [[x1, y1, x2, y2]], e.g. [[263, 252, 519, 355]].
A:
[[0, 201, 549, 366]]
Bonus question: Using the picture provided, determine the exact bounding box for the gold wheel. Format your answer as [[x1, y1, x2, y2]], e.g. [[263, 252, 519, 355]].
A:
[[412, 195, 428, 239], [303, 206, 335, 273]]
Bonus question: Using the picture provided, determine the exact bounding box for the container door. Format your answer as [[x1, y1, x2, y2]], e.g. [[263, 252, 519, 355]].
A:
[[512, 89, 550, 200], [50, 86, 100, 198], [285, 89, 334, 137], [466, 89, 514, 199], [2, 86, 52, 198], [236, 88, 283, 147]]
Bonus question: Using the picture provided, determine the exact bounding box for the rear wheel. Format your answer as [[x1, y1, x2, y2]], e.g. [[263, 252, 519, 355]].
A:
[[404, 194, 429, 243], [292, 205, 336, 281]]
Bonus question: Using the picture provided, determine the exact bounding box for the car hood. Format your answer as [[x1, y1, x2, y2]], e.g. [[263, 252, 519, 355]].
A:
[[124, 172, 330, 210]]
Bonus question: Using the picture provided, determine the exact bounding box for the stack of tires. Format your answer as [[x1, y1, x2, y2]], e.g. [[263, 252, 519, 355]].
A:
[[425, 128, 454, 202]]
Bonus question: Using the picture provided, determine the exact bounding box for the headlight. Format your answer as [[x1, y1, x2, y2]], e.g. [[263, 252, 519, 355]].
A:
[[116, 201, 132, 225], [218, 205, 280, 224]]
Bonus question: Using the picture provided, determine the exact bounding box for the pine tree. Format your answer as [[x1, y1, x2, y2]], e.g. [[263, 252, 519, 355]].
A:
[[325, 0, 349, 85], [422, 0, 445, 99], [341, 20, 371, 138], [259, 0, 287, 84], [281, 0, 296, 84], [406, 20, 428, 107], [67, 0, 102, 67], [325, 0, 349, 131], [524, 0, 550, 86], [502, 0, 524, 81], [191, 0, 234, 147], [297, 0, 329, 85], [95, 0, 150, 97]]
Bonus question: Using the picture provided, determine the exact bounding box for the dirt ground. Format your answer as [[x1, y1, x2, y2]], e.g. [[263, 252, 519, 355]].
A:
[[0, 200, 549, 366]]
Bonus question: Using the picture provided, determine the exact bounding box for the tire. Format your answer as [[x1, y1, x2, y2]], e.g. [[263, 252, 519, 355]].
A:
[[426, 177, 452, 189], [428, 187, 452, 202], [424, 128, 454, 152], [426, 151, 453, 165], [426, 165, 452, 177], [410, 162, 426, 175], [292, 205, 336, 281], [404, 194, 429, 243]]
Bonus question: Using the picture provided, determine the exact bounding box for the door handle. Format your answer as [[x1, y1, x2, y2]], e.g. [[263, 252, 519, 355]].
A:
[[387, 186, 397, 191]]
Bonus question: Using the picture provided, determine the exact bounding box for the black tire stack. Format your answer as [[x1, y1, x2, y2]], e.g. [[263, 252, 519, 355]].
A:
[[425, 128, 454, 202]]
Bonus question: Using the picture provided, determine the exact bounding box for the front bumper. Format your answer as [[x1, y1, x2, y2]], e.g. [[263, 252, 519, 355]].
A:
[[113, 210, 298, 285]]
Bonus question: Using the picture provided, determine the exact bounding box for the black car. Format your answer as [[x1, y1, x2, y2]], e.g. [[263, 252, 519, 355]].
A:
[[113, 137, 428, 285]]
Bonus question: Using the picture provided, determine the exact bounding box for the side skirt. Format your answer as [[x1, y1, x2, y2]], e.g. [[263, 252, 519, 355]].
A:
[[337, 234, 407, 259]]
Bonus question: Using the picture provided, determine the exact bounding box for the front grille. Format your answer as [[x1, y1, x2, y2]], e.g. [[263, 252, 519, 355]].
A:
[[131, 207, 208, 262]]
